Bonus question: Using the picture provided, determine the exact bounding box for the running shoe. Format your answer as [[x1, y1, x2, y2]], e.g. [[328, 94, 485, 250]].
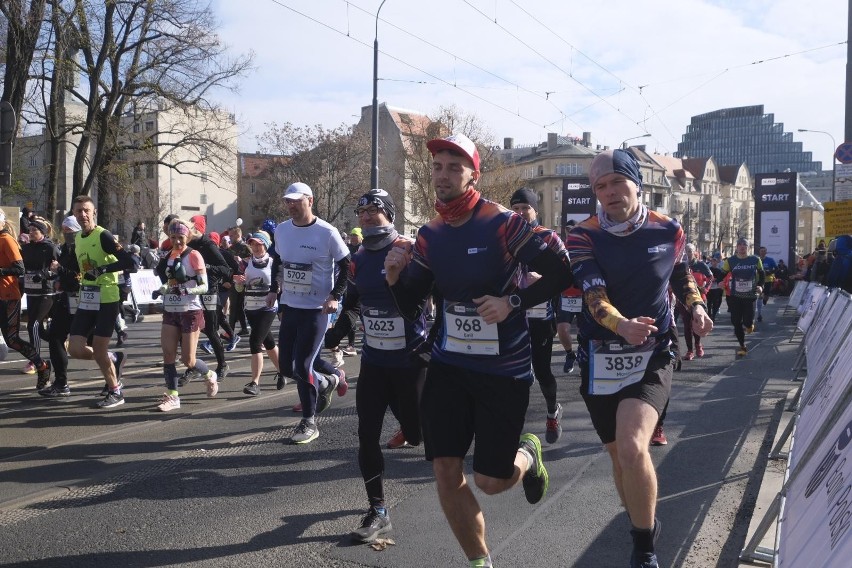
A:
[[216, 364, 229, 381], [291, 419, 318, 444], [22, 361, 36, 375], [563, 351, 576, 374], [239, 326, 251, 336], [178, 368, 200, 387], [100, 381, 124, 397], [39, 383, 71, 397], [292, 402, 303, 413], [696, 345, 705, 358], [341, 345, 357, 357], [630, 521, 661, 568], [157, 393, 181, 412], [746, 324, 755, 334], [350, 507, 392, 543], [116, 331, 128, 347], [335, 369, 348, 397], [684, 351, 695, 361], [316, 373, 339, 414], [737, 345, 748, 357], [113, 352, 126, 382], [330, 348, 344, 368], [201, 340, 214, 355], [651, 425, 667, 446], [36, 361, 52, 390], [276, 372, 287, 390], [243, 382, 260, 396], [225, 335, 241, 352], [519, 433, 549, 504], [97, 390, 125, 409], [205, 370, 218, 397], [545, 403, 562, 444], [386, 430, 412, 449]]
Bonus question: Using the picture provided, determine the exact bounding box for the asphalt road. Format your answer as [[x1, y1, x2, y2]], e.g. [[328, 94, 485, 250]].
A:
[[0, 300, 800, 567]]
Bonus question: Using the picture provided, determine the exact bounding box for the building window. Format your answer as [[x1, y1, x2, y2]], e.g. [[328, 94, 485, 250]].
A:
[[134, 165, 141, 179], [250, 182, 256, 194], [30, 177, 38, 189], [146, 163, 155, 179], [133, 123, 140, 133], [29, 156, 37, 167], [145, 120, 154, 131]]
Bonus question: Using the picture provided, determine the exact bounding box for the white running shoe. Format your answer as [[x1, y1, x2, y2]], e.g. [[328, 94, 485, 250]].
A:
[[157, 393, 181, 412]]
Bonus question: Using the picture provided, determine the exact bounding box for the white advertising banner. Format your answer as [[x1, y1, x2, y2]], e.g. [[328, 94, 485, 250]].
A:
[[778, 395, 852, 566], [798, 285, 827, 333], [759, 210, 790, 261], [129, 269, 163, 306], [792, 331, 852, 472]]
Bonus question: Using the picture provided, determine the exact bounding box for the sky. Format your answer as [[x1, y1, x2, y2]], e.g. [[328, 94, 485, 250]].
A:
[[211, 0, 848, 169]]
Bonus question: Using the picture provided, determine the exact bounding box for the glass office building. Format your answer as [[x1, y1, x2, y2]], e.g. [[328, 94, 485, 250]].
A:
[[675, 105, 822, 175]]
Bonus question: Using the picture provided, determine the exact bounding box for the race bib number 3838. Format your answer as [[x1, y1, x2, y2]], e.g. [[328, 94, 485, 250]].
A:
[[588, 338, 656, 395]]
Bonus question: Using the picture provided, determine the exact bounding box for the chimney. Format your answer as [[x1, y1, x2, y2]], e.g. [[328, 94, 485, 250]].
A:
[[582, 132, 592, 147], [503, 137, 514, 150], [547, 133, 557, 152]]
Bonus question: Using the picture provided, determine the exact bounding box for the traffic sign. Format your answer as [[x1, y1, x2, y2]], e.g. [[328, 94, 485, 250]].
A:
[[834, 142, 852, 164]]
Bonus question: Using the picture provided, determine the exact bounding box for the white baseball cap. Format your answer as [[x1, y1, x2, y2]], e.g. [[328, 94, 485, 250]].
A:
[[284, 182, 313, 200]]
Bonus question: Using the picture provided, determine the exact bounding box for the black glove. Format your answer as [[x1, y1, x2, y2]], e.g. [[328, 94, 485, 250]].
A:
[[84, 267, 104, 281], [152, 290, 162, 300]]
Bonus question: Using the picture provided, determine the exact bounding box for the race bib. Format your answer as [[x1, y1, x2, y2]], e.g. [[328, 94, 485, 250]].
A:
[[363, 307, 405, 350], [163, 293, 191, 312], [24, 273, 41, 290], [561, 296, 582, 313], [201, 294, 219, 309], [244, 291, 270, 311], [66, 293, 80, 315], [282, 262, 313, 294], [734, 278, 753, 294], [79, 285, 101, 311], [588, 338, 656, 395], [526, 302, 549, 319], [443, 301, 499, 356]]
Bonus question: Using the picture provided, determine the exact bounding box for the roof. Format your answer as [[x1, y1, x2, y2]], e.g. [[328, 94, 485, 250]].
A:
[[682, 157, 713, 179], [239, 153, 289, 178]]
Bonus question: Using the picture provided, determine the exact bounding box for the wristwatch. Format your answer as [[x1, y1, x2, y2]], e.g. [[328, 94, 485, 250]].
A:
[[508, 294, 522, 310]]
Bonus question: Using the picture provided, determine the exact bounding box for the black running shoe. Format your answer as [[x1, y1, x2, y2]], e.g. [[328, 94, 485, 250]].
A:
[[275, 372, 288, 390], [36, 361, 52, 390], [216, 363, 229, 381], [97, 390, 125, 409], [243, 382, 260, 396], [316, 373, 338, 414], [39, 383, 71, 397], [350, 507, 392, 543]]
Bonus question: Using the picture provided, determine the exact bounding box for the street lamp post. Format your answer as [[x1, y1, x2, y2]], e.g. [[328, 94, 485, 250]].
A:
[[797, 128, 836, 202], [371, 0, 388, 190], [620, 133, 651, 149]]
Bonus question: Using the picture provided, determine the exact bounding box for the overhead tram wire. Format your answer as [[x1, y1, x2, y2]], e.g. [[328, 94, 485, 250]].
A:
[[268, 0, 574, 133], [461, 0, 651, 138], [340, 0, 577, 130]]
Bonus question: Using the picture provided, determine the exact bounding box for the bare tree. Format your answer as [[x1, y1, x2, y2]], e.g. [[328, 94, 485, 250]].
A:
[[0, 0, 48, 122], [258, 122, 370, 226], [34, 0, 254, 227]]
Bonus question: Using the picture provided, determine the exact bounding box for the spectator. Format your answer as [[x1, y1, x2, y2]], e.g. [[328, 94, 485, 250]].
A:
[[131, 222, 146, 247]]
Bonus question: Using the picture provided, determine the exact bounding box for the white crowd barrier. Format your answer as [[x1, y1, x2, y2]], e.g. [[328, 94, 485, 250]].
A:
[[740, 287, 852, 566], [19, 269, 162, 313]]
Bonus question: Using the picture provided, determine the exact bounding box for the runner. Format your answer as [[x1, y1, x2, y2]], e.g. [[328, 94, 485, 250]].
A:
[[271, 182, 351, 444], [67, 196, 135, 408], [756, 246, 776, 322], [564, 148, 712, 568], [557, 220, 582, 374], [0, 210, 52, 388], [153, 218, 218, 411], [509, 187, 571, 443], [343, 189, 427, 543], [721, 237, 764, 356], [384, 133, 570, 568], [706, 253, 725, 322], [39, 217, 83, 396], [21, 218, 60, 380], [237, 231, 282, 396]]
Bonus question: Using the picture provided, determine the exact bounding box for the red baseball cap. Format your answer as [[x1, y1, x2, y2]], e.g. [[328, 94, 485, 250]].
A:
[[426, 133, 480, 171]]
